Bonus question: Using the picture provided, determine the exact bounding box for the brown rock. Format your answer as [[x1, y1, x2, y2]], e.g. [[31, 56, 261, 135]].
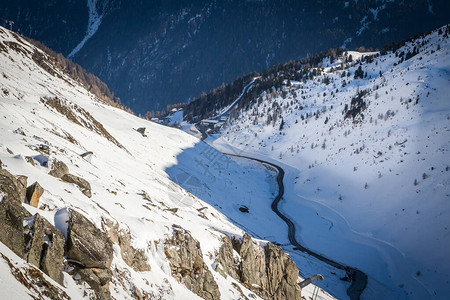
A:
[[26, 182, 44, 208], [66, 209, 113, 269], [48, 159, 69, 178], [71, 267, 112, 300], [165, 226, 220, 300], [264, 243, 301, 300], [217, 236, 239, 280], [118, 229, 151, 272], [61, 174, 91, 198], [25, 156, 36, 166], [239, 233, 268, 290]]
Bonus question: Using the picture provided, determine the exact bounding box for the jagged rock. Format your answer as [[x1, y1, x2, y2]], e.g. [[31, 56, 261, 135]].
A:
[[1, 253, 70, 300], [165, 226, 220, 300], [239, 233, 268, 291], [218, 234, 302, 300], [61, 174, 91, 198], [66, 209, 113, 269], [48, 159, 69, 178], [0, 169, 25, 257], [16, 175, 27, 203], [264, 243, 301, 300], [118, 229, 151, 272], [26, 181, 44, 208], [70, 267, 113, 300], [217, 236, 239, 280], [24, 214, 65, 285], [102, 218, 119, 244]]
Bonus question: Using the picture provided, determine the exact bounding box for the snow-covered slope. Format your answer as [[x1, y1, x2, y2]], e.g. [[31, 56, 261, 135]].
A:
[[209, 26, 450, 298], [0, 26, 330, 299]]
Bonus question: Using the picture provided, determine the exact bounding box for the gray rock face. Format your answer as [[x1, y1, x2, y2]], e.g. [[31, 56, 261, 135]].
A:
[[0, 169, 25, 257], [24, 214, 65, 285], [217, 234, 302, 300], [16, 175, 27, 203], [61, 174, 91, 198], [48, 159, 69, 178], [66, 209, 113, 269], [26, 181, 44, 208], [165, 226, 220, 300]]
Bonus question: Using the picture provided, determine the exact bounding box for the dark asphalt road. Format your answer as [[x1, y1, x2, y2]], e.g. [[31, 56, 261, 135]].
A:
[[225, 153, 368, 299]]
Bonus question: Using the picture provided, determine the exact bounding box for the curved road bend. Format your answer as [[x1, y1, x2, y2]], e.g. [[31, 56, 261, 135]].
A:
[[224, 153, 368, 300]]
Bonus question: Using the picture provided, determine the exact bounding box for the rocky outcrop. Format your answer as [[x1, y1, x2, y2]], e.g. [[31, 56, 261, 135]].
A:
[[118, 229, 151, 272], [61, 174, 91, 198], [66, 209, 113, 268], [264, 243, 301, 300], [48, 159, 69, 178], [165, 225, 220, 300], [217, 233, 301, 300], [66, 209, 114, 299], [216, 236, 239, 280], [102, 219, 151, 272], [0, 169, 25, 257], [239, 233, 269, 291], [26, 181, 44, 208], [69, 267, 113, 300], [0, 168, 116, 298], [24, 214, 65, 285]]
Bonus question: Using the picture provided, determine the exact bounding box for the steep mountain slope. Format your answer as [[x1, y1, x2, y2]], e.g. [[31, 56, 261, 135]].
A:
[[0, 26, 326, 300], [2, 0, 449, 113], [195, 25, 450, 298]]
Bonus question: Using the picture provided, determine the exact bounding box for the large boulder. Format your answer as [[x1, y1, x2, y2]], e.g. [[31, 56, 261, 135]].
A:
[[24, 214, 65, 285], [0, 169, 25, 257], [61, 174, 91, 198], [26, 182, 44, 208], [165, 225, 220, 300], [48, 159, 69, 178], [66, 209, 113, 269]]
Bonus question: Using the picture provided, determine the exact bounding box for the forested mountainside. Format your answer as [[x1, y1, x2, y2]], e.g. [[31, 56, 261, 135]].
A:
[[1, 0, 449, 113], [0, 25, 333, 300], [199, 25, 450, 298]]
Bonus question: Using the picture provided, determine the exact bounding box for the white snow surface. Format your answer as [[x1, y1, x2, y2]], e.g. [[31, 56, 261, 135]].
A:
[[0, 26, 331, 299], [67, 0, 104, 59], [206, 26, 450, 299]]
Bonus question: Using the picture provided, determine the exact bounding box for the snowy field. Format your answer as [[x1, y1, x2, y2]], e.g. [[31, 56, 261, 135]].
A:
[[205, 26, 450, 298]]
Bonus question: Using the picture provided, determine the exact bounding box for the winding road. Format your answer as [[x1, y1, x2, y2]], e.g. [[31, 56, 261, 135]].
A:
[[224, 153, 368, 300]]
